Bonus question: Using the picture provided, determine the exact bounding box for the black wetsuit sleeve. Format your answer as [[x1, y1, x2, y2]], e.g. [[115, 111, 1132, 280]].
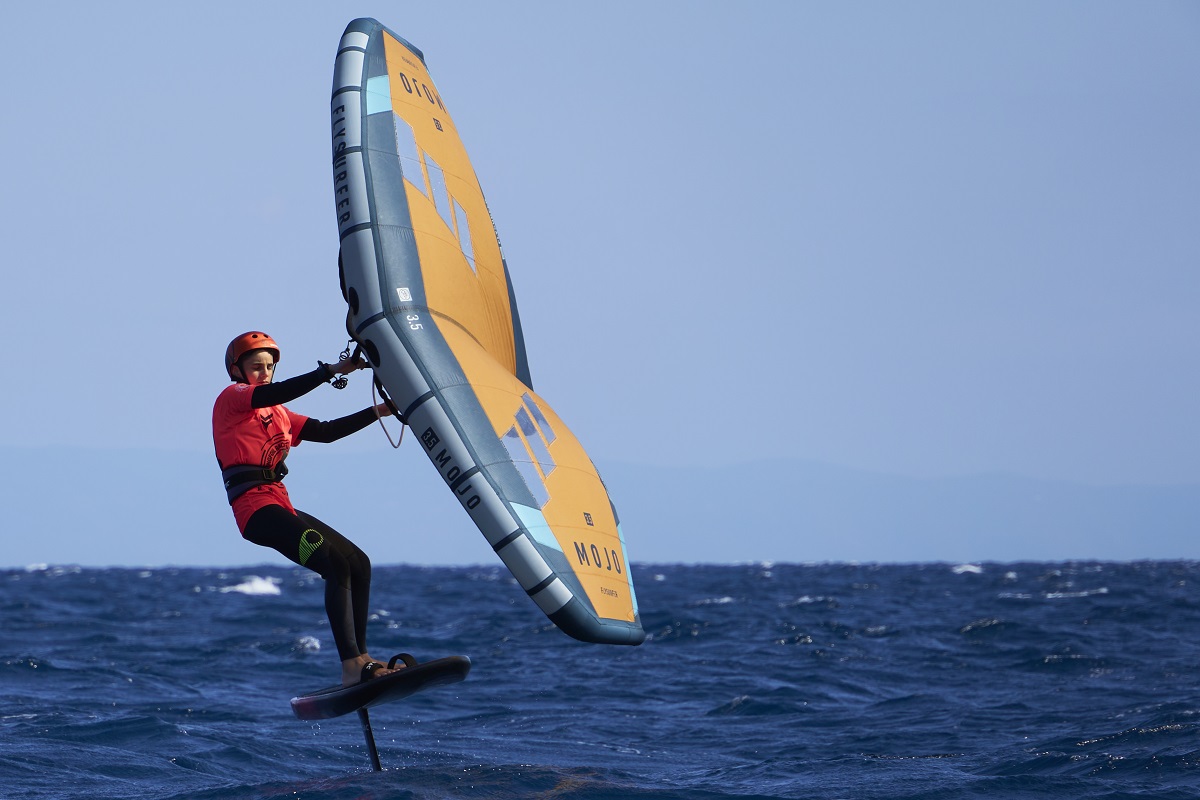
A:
[[297, 407, 378, 443], [250, 366, 330, 409]]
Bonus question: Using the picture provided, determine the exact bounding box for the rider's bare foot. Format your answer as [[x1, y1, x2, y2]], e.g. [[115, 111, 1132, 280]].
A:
[[342, 654, 396, 687]]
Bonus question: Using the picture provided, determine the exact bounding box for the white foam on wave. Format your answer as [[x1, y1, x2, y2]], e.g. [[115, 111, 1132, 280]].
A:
[[785, 595, 835, 606], [220, 576, 282, 596], [24, 565, 81, 576], [952, 564, 983, 575], [998, 587, 1109, 601], [1045, 587, 1109, 599], [689, 596, 736, 607], [294, 636, 321, 653]]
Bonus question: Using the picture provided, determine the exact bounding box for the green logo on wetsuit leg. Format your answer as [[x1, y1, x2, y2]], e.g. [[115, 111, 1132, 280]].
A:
[[298, 530, 324, 565]]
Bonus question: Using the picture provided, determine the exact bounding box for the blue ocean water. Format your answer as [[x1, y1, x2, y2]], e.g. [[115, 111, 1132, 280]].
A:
[[2, 561, 1198, 799]]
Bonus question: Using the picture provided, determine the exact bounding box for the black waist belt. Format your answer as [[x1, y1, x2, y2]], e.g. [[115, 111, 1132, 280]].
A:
[[221, 461, 288, 504]]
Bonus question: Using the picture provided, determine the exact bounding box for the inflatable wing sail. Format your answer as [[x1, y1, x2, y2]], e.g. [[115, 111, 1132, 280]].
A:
[[330, 19, 644, 645]]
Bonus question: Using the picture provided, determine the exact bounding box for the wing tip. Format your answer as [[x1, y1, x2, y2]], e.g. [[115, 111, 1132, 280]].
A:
[[342, 17, 426, 64], [549, 600, 646, 646]]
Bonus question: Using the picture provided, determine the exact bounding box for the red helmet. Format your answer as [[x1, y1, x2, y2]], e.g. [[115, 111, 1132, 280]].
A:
[[225, 331, 280, 381]]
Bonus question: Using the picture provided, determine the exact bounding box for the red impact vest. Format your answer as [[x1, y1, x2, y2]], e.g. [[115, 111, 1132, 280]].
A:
[[212, 382, 310, 532]]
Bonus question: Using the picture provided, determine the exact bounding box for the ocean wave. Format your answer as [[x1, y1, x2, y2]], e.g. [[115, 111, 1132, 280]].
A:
[[218, 576, 282, 595], [3, 561, 1197, 799]]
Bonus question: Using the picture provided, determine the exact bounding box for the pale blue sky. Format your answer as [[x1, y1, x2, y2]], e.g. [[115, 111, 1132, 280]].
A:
[[1, 2, 1197, 566]]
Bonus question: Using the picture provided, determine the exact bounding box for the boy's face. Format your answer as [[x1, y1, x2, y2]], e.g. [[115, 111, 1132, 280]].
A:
[[237, 350, 276, 385]]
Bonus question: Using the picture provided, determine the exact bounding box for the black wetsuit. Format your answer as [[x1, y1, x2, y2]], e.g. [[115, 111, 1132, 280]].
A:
[[239, 366, 378, 662]]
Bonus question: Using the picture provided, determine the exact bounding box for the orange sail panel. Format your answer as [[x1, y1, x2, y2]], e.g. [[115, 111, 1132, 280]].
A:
[[331, 18, 643, 645]]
